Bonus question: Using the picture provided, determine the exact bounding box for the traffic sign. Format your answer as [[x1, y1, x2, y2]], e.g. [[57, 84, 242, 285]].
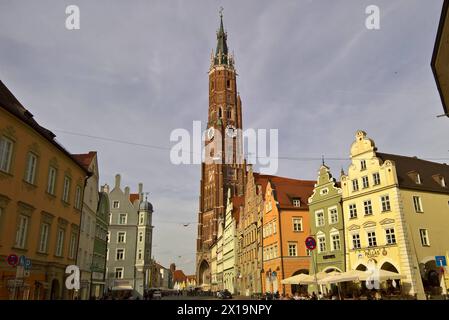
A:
[[435, 256, 447, 267], [24, 258, 32, 270], [305, 236, 317, 250], [6, 254, 18, 267]]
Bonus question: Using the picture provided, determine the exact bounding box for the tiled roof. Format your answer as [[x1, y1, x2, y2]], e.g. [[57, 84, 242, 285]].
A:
[[72, 151, 97, 171], [173, 270, 187, 282], [0, 80, 88, 174], [378, 152, 449, 194], [231, 195, 245, 224], [129, 193, 140, 203]]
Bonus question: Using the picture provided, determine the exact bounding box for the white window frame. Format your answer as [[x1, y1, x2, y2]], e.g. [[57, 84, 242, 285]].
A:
[[62, 176, 71, 203], [351, 233, 361, 249], [74, 185, 82, 210], [328, 207, 338, 224], [352, 179, 359, 192], [364, 200, 373, 215], [317, 235, 326, 253], [47, 166, 57, 195], [292, 217, 303, 232], [69, 232, 77, 259], [413, 196, 423, 213], [361, 160, 367, 170], [419, 229, 430, 246], [288, 243, 297, 257], [362, 176, 369, 189], [380, 195, 391, 212], [0, 136, 13, 173], [367, 230, 377, 247], [331, 233, 341, 251], [385, 228, 396, 245], [349, 204, 357, 219], [315, 210, 325, 227], [117, 231, 126, 243], [373, 172, 381, 185], [118, 213, 127, 225], [38, 223, 50, 253], [116, 248, 125, 260], [15, 215, 29, 249], [25, 152, 37, 184], [55, 228, 65, 256], [292, 199, 301, 207], [115, 267, 124, 279]]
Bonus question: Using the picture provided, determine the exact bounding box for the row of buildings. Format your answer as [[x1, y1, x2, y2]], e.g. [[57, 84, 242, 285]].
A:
[[206, 130, 449, 299], [0, 79, 182, 299], [197, 13, 449, 300]]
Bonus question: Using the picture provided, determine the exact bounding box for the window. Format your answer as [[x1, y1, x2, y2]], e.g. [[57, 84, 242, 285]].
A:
[[116, 249, 125, 260], [119, 213, 127, 224], [364, 200, 373, 215], [117, 232, 126, 243], [373, 172, 381, 185], [385, 228, 396, 245], [361, 160, 367, 170], [55, 228, 65, 256], [440, 177, 446, 187], [352, 233, 361, 249], [62, 176, 71, 203], [47, 167, 57, 195], [381, 195, 391, 212], [288, 243, 297, 256], [112, 201, 120, 209], [69, 233, 77, 259], [38, 223, 50, 253], [293, 218, 303, 232], [329, 208, 338, 224], [315, 211, 325, 227], [138, 249, 142, 260], [331, 234, 341, 251], [139, 232, 143, 242], [413, 196, 423, 213], [273, 245, 278, 258], [115, 267, 124, 279], [226, 79, 231, 89], [420, 229, 430, 246], [0, 136, 13, 173], [362, 176, 369, 189], [306, 249, 312, 256], [352, 179, 359, 192], [107, 231, 110, 243], [415, 174, 422, 184], [74, 186, 82, 209], [349, 204, 357, 219], [139, 213, 145, 225], [15, 215, 29, 249], [318, 236, 326, 253], [292, 199, 301, 207], [320, 188, 329, 195], [367, 231, 377, 247], [25, 152, 37, 184]]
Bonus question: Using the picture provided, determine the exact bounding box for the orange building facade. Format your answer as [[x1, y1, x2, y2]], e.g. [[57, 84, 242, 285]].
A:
[[261, 176, 315, 296], [0, 81, 88, 300]]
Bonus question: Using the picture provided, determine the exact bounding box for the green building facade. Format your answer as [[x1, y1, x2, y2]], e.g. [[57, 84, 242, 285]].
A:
[[308, 165, 346, 274]]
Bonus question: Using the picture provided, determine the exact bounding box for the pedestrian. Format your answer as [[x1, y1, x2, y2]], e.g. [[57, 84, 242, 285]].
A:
[[311, 292, 317, 300]]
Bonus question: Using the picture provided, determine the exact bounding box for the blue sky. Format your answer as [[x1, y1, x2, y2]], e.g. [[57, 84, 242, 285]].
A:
[[1, 0, 448, 274]]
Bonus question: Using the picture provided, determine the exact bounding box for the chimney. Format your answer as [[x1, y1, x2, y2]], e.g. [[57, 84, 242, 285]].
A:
[[101, 184, 110, 193], [124, 186, 130, 198], [115, 174, 121, 189], [139, 183, 143, 201]]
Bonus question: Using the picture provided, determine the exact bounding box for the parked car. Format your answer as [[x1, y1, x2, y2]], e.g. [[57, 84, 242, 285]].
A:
[[217, 290, 232, 299]]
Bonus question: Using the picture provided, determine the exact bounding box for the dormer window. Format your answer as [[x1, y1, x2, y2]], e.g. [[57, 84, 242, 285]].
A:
[[361, 160, 367, 171], [442, 177, 446, 187], [416, 174, 422, 184], [432, 174, 446, 188], [292, 199, 301, 207]]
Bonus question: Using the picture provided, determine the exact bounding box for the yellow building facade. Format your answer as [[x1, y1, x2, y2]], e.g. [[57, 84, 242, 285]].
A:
[[341, 131, 449, 299], [0, 81, 88, 300]]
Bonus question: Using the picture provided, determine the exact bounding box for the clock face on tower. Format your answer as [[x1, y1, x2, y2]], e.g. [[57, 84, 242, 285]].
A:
[[207, 127, 215, 140], [225, 125, 237, 138]]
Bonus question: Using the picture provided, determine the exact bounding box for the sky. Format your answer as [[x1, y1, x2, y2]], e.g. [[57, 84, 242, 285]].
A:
[[0, 0, 448, 275]]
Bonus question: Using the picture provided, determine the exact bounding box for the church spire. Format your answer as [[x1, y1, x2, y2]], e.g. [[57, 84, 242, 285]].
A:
[[214, 7, 231, 67]]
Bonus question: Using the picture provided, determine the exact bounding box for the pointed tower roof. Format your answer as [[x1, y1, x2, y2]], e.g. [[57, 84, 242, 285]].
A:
[[214, 8, 230, 66]]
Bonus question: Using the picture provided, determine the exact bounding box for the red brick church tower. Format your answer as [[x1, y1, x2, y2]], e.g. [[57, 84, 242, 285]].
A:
[[196, 11, 246, 286]]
